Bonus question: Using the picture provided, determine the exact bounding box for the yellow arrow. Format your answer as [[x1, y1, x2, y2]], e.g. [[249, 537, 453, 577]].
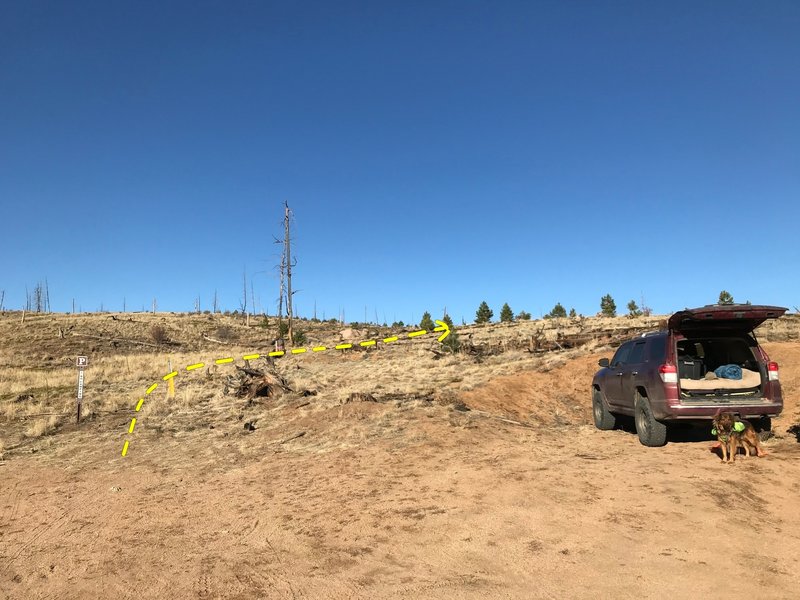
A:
[[433, 320, 451, 342]]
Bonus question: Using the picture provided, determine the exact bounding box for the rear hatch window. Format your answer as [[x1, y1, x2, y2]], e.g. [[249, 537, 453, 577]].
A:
[[668, 305, 786, 335]]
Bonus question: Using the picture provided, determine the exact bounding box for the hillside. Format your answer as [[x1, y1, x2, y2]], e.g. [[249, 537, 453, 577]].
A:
[[1, 311, 800, 598]]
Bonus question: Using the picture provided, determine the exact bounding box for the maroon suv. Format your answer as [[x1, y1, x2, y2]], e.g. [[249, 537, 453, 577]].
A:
[[591, 305, 786, 446]]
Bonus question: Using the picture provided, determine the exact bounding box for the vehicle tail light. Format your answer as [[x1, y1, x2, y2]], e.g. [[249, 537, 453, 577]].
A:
[[659, 364, 678, 383], [768, 362, 779, 381]]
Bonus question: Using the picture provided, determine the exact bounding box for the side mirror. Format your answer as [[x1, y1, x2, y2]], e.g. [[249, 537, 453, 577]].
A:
[[598, 358, 610, 368]]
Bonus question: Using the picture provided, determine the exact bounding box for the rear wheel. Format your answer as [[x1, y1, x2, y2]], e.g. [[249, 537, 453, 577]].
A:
[[634, 393, 667, 447], [592, 388, 616, 430]]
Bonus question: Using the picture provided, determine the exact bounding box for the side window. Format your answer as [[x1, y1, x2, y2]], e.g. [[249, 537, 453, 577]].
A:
[[647, 336, 667, 362], [627, 341, 646, 365], [611, 342, 633, 367]]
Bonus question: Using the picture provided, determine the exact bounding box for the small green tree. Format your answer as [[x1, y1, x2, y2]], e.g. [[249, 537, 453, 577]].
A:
[[442, 313, 454, 329], [419, 311, 435, 331], [626, 300, 642, 317], [600, 294, 617, 317], [568, 307, 577, 318], [475, 301, 493, 324], [500, 303, 514, 323], [718, 290, 734, 305], [516, 310, 532, 321], [548, 302, 567, 318]]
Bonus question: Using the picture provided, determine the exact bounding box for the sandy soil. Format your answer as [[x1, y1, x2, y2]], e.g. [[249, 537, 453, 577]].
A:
[[1, 343, 799, 599]]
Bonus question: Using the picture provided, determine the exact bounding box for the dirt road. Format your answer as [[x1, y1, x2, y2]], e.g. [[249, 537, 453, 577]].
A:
[[2, 344, 799, 599]]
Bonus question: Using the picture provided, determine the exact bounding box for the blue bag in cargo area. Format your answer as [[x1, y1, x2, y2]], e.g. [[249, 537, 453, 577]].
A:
[[714, 364, 742, 380]]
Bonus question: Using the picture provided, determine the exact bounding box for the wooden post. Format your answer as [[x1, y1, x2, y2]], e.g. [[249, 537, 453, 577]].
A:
[[168, 359, 175, 399], [76, 356, 88, 423]]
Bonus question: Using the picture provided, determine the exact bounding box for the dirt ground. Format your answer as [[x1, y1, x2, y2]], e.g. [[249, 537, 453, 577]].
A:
[[2, 342, 800, 599]]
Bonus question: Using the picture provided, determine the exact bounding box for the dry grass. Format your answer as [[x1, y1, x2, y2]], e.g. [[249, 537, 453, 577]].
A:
[[24, 414, 60, 438], [1, 310, 797, 456]]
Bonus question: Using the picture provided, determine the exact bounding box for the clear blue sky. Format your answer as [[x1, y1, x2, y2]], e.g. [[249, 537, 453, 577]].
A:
[[1, 1, 798, 324]]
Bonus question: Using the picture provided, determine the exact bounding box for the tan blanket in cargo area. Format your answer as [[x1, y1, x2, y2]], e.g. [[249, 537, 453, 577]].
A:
[[680, 368, 761, 390]]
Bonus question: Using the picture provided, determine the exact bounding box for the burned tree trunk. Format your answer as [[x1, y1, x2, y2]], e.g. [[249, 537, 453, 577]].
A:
[[223, 365, 292, 400]]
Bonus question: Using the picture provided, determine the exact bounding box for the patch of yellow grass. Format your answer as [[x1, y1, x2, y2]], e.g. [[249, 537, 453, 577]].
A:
[[2, 400, 20, 419], [24, 414, 60, 438]]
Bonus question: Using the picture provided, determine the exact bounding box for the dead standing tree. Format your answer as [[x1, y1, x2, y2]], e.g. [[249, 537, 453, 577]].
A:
[[273, 201, 297, 346], [284, 201, 294, 345], [240, 269, 248, 324]]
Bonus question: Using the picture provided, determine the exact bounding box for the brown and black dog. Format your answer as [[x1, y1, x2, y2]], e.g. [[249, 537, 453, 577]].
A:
[[712, 412, 766, 463]]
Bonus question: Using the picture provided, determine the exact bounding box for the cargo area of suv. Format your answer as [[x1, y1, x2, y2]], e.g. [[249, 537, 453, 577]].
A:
[[677, 336, 765, 400], [591, 304, 787, 446]]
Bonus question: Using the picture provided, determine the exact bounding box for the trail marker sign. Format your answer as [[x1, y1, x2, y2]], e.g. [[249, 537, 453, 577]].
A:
[[76, 356, 88, 423]]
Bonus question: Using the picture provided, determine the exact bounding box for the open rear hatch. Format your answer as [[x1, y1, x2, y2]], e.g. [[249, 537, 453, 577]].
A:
[[668, 305, 787, 335]]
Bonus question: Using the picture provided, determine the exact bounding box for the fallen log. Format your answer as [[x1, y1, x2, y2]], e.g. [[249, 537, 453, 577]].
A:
[[72, 333, 163, 348], [278, 431, 306, 444]]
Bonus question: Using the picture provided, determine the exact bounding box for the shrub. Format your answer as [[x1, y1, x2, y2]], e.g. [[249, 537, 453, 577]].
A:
[[214, 326, 236, 342], [600, 294, 617, 317], [516, 310, 532, 321], [475, 301, 493, 324], [500, 303, 514, 322], [547, 303, 567, 318], [150, 324, 169, 344], [627, 300, 642, 317], [419, 311, 435, 331], [718, 290, 734, 305], [278, 321, 289, 337], [441, 329, 460, 353]]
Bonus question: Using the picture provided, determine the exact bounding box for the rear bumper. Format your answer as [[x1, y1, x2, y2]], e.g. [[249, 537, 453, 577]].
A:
[[655, 400, 782, 421]]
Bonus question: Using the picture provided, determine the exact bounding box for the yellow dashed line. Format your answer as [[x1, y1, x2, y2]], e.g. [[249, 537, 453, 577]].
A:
[[122, 322, 454, 458]]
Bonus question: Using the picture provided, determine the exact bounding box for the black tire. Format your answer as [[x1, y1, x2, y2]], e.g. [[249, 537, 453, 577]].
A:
[[592, 388, 616, 430], [634, 393, 667, 447]]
